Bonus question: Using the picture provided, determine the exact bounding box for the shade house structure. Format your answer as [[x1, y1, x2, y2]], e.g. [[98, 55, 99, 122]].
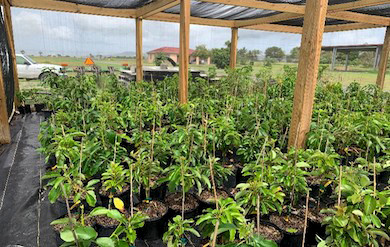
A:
[[0, 0, 390, 148]]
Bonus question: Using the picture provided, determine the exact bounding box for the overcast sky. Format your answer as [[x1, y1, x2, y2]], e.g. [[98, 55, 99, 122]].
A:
[[11, 7, 388, 57]]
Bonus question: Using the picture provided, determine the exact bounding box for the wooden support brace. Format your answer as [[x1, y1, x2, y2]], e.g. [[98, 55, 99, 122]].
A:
[[3, 0, 20, 106], [136, 18, 143, 82], [230, 27, 238, 69], [288, 0, 329, 149], [0, 53, 11, 144], [178, 0, 190, 104], [376, 27, 390, 90]]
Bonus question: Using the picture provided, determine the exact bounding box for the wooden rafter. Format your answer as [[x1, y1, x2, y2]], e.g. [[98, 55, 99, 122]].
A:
[[325, 23, 384, 32], [136, 0, 180, 18], [9, 0, 390, 34]]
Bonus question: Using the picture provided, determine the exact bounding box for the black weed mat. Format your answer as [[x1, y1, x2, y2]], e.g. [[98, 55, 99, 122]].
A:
[[0, 113, 66, 247], [0, 113, 198, 247]]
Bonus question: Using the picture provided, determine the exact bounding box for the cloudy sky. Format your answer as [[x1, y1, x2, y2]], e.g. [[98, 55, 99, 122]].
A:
[[11, 7, 387, 57]]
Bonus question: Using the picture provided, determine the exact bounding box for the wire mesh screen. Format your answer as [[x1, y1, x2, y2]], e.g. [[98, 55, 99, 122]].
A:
[[0, 6, 14, 117]]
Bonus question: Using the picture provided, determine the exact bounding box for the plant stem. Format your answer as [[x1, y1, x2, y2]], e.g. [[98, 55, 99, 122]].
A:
[[302, 190, 310, 247], [373, 157, 376, 197], [337, 165, 342, 207], [181, 159, 185, 219], [130, 160, 134, 217], [209, 158, 219, 210], [211, 219, 220, 247], [256, 195, 260, 234], [60, 183, 79, 247]]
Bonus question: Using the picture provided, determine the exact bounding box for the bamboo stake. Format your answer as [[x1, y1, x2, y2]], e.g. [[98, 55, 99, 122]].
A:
[[337, 165, 342, 206], [302, 190, 310, 247], [60, 183, 79, 247], [373, 157, 376, 197]]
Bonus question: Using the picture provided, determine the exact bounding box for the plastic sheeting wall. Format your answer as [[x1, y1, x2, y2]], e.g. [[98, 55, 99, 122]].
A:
[[0, 7, 15, 117], [60, 0, 390, 25]]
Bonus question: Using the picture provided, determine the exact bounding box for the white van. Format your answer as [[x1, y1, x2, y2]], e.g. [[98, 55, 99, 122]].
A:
[[16, 54, 64, 81]]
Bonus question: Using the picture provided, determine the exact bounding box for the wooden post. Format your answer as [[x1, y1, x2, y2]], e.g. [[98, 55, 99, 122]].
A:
[[0, 56, 11, 144], [178, 0, 190, 104], [331, 47, 337, 70], [373, 46, 380, 69], [3, 0, 20, 106], [230, 27, 238, 69], [288, 0, 329, 149], [376, 27, 390, 90], [136, 18, 143, 82], [344, 51, 349, 71]]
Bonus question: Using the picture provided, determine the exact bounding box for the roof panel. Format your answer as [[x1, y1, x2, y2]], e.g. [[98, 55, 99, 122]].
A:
[[60, 0, 152, 9], [164, 1, 278, 20]]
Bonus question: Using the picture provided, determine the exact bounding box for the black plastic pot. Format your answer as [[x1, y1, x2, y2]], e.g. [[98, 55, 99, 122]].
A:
[[97, 225, 117, 238], [258, 221, 284, 245], [235, 166, 249, 184], [35, 103, 45, 112], [270, 214, 304, 247], [223, 169, 237, 189], [18, 106, 26, 114], [196, 189, 229, 213], [165, 193, 200, 220], [140, 183, 167, 201], [378, 171, 390, 184], [25, 104, 32, 113], [305, 219, 326, 246], [42, 110, 53, 119], [136, 202, 169, 241]]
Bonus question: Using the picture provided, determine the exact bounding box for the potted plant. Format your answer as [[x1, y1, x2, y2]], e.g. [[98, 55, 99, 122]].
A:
[[197, 198, 246, 247], [163, 215, 200, 247]]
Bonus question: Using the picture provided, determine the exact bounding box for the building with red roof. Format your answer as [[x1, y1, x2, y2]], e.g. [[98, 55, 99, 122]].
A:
[[147, 47, 210, 65]]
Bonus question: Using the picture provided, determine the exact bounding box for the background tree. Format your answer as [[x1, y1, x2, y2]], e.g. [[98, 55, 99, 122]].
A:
[[39, 51, 43, 57], [211, 41, 230, 69], [193, 45, 211, 60], [20, 50, 25, 55], [154, 52, 168, 66], [287, 47, 300, 62], [265, 46, 285, 62]]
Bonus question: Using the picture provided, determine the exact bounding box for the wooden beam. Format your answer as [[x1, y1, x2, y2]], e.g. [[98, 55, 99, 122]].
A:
[[136, 0, 180, 18], [179, 0, 190, 104], [327, 0, 390, 12], [245, 23, 302, 33], [0, 49, 11, 144], [199, 0, 305, 14], [235, 13, 301, 28], [376, 27, 390, 90], [288, 0, 328, 149], [11, 0, 136, 18], [150, 13, 235, 27], [230, 27, 238, 68], [4, 0, 20, 106], [327, 11, 390, 26], [325, 23, 383, 32], [136, 18, 143, 82]]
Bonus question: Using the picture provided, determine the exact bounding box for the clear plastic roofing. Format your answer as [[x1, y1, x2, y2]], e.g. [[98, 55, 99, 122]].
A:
[[59, 0, 390, 26]]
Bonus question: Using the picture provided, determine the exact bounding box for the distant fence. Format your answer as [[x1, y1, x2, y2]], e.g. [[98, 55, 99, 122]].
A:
[[0, 7, 14, 117]]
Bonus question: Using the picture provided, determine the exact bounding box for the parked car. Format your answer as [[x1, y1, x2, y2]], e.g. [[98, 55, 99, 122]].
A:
[[16, 54, 65, 81]]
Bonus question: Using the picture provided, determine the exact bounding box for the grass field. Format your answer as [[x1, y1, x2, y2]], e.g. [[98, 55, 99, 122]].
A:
[[20, 56, 390, 91]]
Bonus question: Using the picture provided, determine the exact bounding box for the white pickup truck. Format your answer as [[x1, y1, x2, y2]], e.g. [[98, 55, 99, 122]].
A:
[[16, 54, 65, 81]]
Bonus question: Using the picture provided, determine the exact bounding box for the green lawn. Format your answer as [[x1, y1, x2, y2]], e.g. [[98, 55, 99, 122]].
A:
[[21, 56, 390, 91]]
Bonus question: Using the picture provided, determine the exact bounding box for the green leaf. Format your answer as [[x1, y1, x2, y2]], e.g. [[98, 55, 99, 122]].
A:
[[217, 223, 237, 235], [89, 207, 109, 216], [75, 226, 97, 240], [107, 209, 122, 221], [85, 191, 97, 207], [371, 214, 382, 228], [352, 210, 363, 217], [60, 230, 75, 242], [96, 237, 115, 247], [48, 187, 61, 203], [364, 195, 376, 215], [50, 218, 70, 225]]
